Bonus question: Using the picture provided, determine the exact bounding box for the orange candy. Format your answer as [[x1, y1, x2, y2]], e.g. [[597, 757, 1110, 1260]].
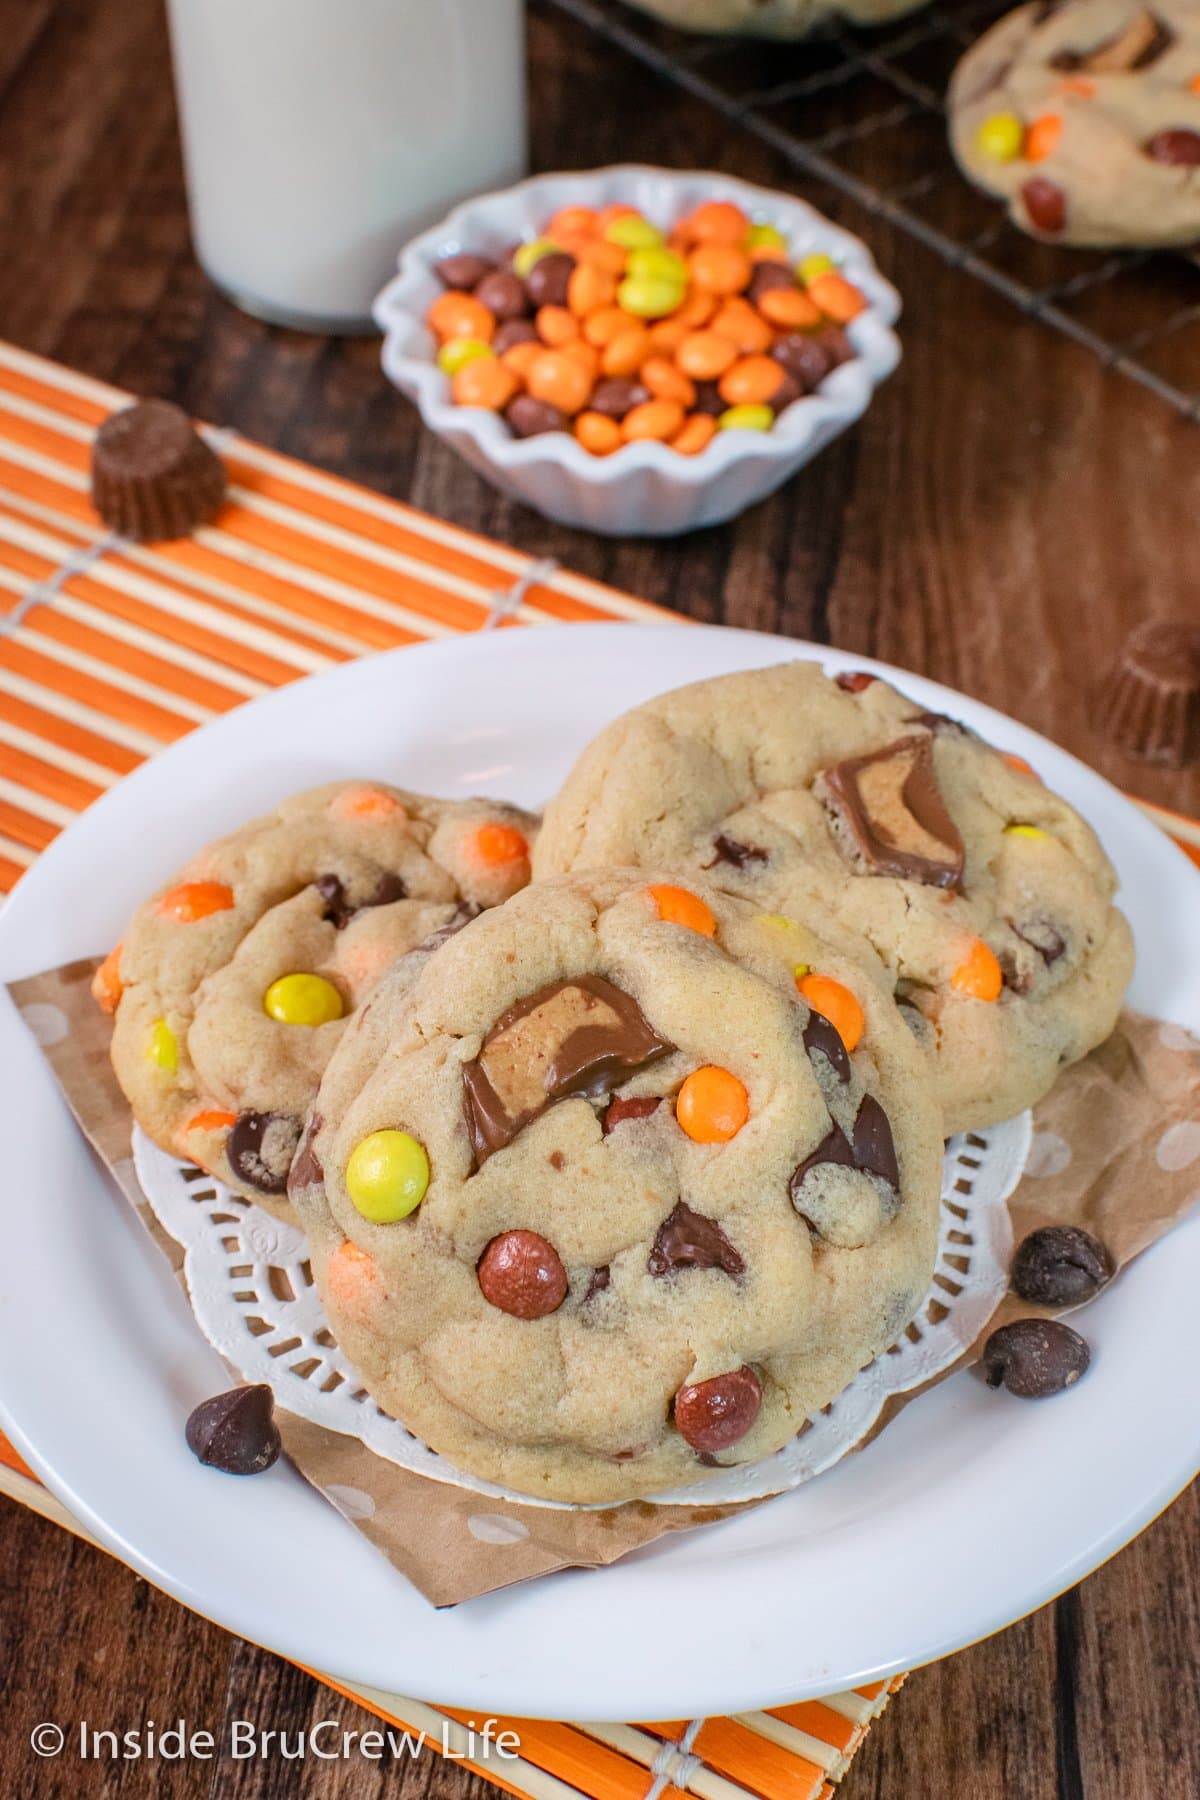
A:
[[622, 398, 686, 442], [563, 338, 601, 378], [676, 329, 739, 381], [686, 200, 750, 245], [584, 305, 636, 347], [647, 316, 690, 355], [648, 883, 716, 936], [676, 1066, 750, 1144], [1191, 73, 1200, 94], [333, 786, 401, 821], [427, 290, 496, 343], [91, 943, 123, 1013], [709, 298, 773, 354], [670, 413, 718, 456], [688, 243, 753, 296], [578, 239, 629, 276], [575, 410, 623, 455], [952, 938, 1003, 1002], [641, 357, 697, 407], [797, 974, 865, 1054], [473, 822, 529, 866], [807, 272, 867, 324], [1001, 751, 1040, 781], [601, 326, 654, 376], [452, 357, 519, 410], [157, 880, 235, 923], [547, 204, 599, 238], [526, 348, 594, 416], [327, 1240, 385, 1315], [500, 341, 542, 383], [536, 304, 580, 346], [718, 354, 785, 406], [184, 1108, 237, 1135], [596, 201, 638, 230], [1026, 113, 1063, 162], [670, 288, 718, 331], [567, 263, 618, 317], [757, 286, 822, 329], [1056, 75, 1095, 97]]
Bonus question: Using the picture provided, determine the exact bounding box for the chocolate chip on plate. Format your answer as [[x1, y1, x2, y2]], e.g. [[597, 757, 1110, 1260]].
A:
[[185, 1384, 281, 1475], [1011, 1226, 1113, 1307], [981, 1318, 1091, 1397]]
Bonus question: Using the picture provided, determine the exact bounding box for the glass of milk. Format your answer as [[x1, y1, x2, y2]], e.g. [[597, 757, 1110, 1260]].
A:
[[165, 0, 528, 333]]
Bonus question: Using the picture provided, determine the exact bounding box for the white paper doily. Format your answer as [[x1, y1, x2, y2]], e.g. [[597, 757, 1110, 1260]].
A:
[[133, 1113, 1029, 1510]]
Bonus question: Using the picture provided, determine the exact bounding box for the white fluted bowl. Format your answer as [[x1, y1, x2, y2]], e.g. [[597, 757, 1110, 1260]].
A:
[[375, 164, 902, 537]]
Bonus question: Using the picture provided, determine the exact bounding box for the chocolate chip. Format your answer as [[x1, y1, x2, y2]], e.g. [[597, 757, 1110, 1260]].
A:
[[690, 380, 727, 417], [474, 269, 529, 319], [982, 1319, 1090, 1397], [462, 975, 674, 1162], [791, 1118, 857, 1190], [648, 1201, 744, 1279], [492, 317, 540, 355], [1057, 8, 1174, 71], [703, 833, 768, 871], [589, 378, 651, 421], [477, 1230, 568, 1319], [287, 1112, 324, 1197], [227, 1110, 301, 1196], [409, 901, 479, 957], [603, 1094, 661, 1132], [819, 734, 964, 889], [746, 261, 797, 304], [433, 252, 495, 290], [585, 1264, 611, 1301], [836, 670, 878, 693], [524, 251, 575, 309], [1009, 917, 1067, 966], [1011, 1226, 1113, 1307], [852, 1093, 899, 1189], [1146, 128, 1200, 167], [803, 1010, 851, 1083], [185, 1385, 281, 1475], [773, 332, 836, 392], [1022, 178, 1067, 236], [674, 1366, 762, 1455], [505, 395, 566, 438], [316, 870, 407, 928]]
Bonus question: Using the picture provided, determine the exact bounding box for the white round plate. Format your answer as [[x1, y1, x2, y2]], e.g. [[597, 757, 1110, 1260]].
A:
[[0, 624, 1197, 1723]]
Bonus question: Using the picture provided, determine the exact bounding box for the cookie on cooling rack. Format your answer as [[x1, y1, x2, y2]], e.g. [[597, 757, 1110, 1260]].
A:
[[625, 0, 931, 38], [96, 781, 537, 1215], [949, 0, 1200, 247], [532, 662, 1134, 1135], [288, 872, 942, 1504]]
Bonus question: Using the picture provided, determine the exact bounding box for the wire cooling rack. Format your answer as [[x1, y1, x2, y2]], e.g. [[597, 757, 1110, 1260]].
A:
[[541, 0, 1200, 420]]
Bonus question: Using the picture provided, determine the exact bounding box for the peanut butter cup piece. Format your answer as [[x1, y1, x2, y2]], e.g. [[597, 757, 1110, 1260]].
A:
[[91, 399, 226, 542], [819, 734, 965, 889], [1101, 618, 1200, 768]]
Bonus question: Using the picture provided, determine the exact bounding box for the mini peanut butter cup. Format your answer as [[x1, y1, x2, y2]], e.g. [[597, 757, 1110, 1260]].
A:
[[91, 398, 226, 541], [1102, 618, 1200, 768]]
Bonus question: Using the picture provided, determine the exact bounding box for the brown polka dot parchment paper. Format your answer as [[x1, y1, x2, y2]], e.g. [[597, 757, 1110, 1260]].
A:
[[9, 957, 1199, 1607]]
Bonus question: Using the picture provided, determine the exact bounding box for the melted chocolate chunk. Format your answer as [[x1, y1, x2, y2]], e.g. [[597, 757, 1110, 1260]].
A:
[[1050, 7, 1173, 71], [907, 709, 968, 737], [648, 1201, 744, 1280], [790, 1118, 857, 1190], [315, 870, 407, 929], [789, 1094, 900, 1207], [820, 734, 965, 889], [603, 1094, 662, 1133], [802, 1010, 851, 1084], [462, 975, 673, 1163], [1009, 917, 1067, 966], [584, 1264, 611, 1302], [185, 1384, 281, 1475], [228, 1110, 301, 1196], [287, 1112, 324, 1196], [703, 834, 768, 871]]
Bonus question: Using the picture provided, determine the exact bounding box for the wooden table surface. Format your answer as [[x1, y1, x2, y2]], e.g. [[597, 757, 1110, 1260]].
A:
[[0, 0, 1196, 1795]]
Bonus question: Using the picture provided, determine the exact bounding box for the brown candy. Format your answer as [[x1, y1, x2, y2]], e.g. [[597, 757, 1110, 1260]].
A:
[[690, 380, 727, 417], [1021, 178, 1067, 236], [819, 734, 964, 889], [648, 1201, 744, 1279], [746, 261, 797, 305], [770, 370, 804, 414], [524, 251, 575, 309], [477, 1230, 568, 1318], [185, 1384, 281, 1475], [1101, 617, 1200, 768], [1011, 1225, 1112, 1306], [773, 333, 836, 392], [493, 317, 540, 355], [589, 378, 651, 421], [474, 269, 528, 320], [434, 252, 495, 290], [603, 1094, 661, 1132], [1146, 129, 1200, 166], [91, 399, 226, 542], [462, 975, 673, 1162], [674, 1366, 762, 1455], [227, 1110, 301, 1196], [505, 395, 566, 438], [982, 1318, 1090, 1397]]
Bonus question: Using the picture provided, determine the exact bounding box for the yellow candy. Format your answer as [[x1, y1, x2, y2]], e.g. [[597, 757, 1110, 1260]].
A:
[[793, 962, 811, 981], [757, 913, 799, 931], [147, 1018, 177, 1072], [718, 403, 774, 432], [437, 337, 494, 376], [976, 112, 1025, 162], [616, 274, 686, 319], [746, 223, 788, 252], [512, 237, 561, 277], [1005, 823, 1050, 840], [346, 1129, 429, 1223], [626, 245, 689, 286], [604, 214, 663, 249], [797, 252, 835, 284], [264, 973, 345, 1026]]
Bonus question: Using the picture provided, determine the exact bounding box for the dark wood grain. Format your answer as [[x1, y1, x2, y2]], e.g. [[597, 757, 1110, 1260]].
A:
[[0, 0, 1196, 1796]]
